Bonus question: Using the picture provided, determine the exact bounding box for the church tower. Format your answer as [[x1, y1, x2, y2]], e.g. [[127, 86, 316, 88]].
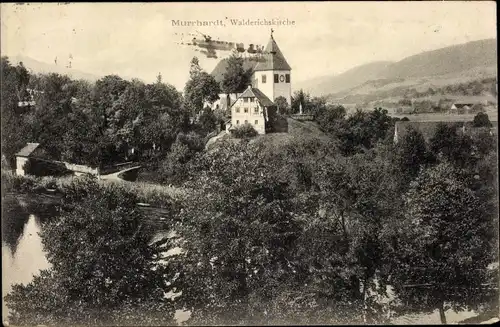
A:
[[252, 31, 292, 105]]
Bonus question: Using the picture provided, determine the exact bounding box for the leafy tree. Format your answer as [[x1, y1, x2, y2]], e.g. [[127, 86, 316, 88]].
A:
[[274, 96, 289, 115], [429, 123, 475, 169], [184, 57, 221, 118], [472, 112, 492, 127], [1, 57, 34, 167], [291, 89, 311, 114], [388, 162, 496, 324], [335, 108, 394, 156], [394, 126, 432, 187], [221, 52, 251, 97], [197, 107, 217, 136], [315, 104, 347, 134], [5, 178, 177, 325], [171, 141, 307, 324]]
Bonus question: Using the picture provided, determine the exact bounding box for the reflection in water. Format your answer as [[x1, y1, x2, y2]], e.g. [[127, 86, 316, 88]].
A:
[[2, 214, 51, 321], [0, 196, 477, 325], [1, 197, 30, 254]]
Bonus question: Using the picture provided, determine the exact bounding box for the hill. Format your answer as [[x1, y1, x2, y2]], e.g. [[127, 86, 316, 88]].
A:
[[296, 38, 497, 104], [294, 61, 393, 96], [380, 38, 497, 80], [8, 55, 102, 82], [207, 118, 328, 152]]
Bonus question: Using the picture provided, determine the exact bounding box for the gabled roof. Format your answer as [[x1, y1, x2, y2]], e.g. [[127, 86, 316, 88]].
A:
[[210, 58, 257, 83], [253, 36, 291, 72], [16, 143, 40, 157], [237, 86, 275, 107]]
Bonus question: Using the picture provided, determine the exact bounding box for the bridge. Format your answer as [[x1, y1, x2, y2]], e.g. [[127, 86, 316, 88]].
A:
[[99, 165, 142, 182]]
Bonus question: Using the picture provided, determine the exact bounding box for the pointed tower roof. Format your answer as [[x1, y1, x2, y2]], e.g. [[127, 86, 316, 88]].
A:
[[253, 35, 291, 72]]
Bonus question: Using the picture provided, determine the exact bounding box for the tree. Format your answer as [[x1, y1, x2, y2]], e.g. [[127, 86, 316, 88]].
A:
[[394, 126, 431, 187], [185, 57, 221, 118], [274, 96, 289, 115], [315, 104, 347, 134], [388, 162, 496, 324], [5, 178, 177, 325], [429, 123, 475, 169], [221, 52, 252, 97], [291, 89, 311, 114], [172, 141, 305, 324], [1, 58, 34, 167], [472, 112, 492, 128], [335, 108, 394, 156]]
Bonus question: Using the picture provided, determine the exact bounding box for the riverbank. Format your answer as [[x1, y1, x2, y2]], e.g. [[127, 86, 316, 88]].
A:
[[1, 170, 186, 208]]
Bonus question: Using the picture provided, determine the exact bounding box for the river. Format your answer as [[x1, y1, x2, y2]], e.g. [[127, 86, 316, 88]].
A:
[[1, 195, 480, 325]]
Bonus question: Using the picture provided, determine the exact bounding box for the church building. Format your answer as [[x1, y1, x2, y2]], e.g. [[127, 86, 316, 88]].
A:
[[210, 31, 292, 134]]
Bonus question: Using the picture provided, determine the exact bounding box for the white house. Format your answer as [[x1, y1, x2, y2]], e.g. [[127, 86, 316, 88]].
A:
[[210, 31, 292, 134]]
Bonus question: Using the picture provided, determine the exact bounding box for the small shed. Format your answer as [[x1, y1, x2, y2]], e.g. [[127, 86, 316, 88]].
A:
[[15, 143, 40, 176]]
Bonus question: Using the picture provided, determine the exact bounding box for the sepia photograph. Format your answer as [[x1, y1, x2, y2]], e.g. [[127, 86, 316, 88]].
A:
[[1, 1, 498, 325]]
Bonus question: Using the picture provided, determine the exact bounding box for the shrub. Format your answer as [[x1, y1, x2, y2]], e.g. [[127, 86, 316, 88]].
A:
[[473, 112, 493, 128], [232, 123, 258, 139]]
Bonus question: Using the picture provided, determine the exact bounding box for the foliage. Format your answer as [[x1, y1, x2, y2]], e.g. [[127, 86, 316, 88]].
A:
[[221, 52, 252, 96], [472, 112, 493, 128], [5, 178, 177, 325], [334, 108, 394, 155], [387, 162, 496, 323], [394, 126, 433, 186], [274, 96, 290, 115], [197, 107, 217, 136], [1, 58, 187, 170], [1, 57, 33, 168], [184, 57, 221, 117], [429, 123, 475, 169], [231, 123, 258, 139]]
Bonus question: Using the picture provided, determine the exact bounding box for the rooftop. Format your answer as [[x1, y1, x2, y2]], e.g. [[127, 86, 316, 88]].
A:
[[253, 36, 292, 72], [16, 143, 40, 157], [237, 85, 275, 107]]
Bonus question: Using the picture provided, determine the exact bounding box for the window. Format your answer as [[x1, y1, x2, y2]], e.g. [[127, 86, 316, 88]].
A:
[[235, 107, 240, 113], [286, 74, 290, 83], [236, 120, 240, 125], [244, 108, 249, 113], [254, 107, 259, 113], [274, 74, 279, 83], [243, 97, 249, 103], [255, 120, 258, 125], [262, 74, 266, 83], [250, 97, 254, 102]]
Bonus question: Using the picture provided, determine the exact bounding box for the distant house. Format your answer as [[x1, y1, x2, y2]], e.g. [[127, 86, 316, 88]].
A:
[[15, 143, 40, 176], [449, 102, 475, 114], [449, 96, 496, 114], [393, 120, 498, 144]]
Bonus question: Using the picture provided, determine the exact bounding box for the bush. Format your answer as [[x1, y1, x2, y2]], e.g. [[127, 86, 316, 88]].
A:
[[473, 112, 492, 128], [232, 123, 258, 139]]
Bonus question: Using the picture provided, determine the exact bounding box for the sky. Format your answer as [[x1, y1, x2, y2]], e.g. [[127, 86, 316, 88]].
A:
[[1, 2, 496, 91]]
